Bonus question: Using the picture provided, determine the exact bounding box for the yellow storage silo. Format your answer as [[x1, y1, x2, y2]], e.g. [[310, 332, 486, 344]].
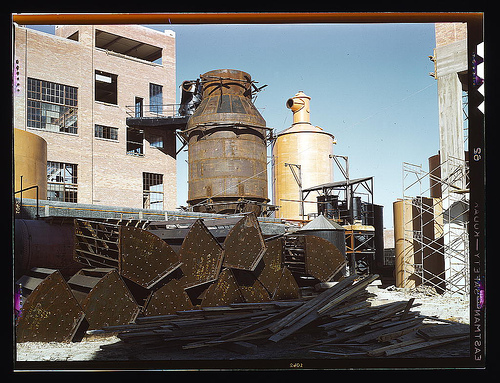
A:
[[14, 128, 47, 200], [272, 91, 334, 220]]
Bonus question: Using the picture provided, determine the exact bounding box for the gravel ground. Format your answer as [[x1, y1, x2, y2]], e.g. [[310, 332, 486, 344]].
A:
[[14, 284, 471, 367]]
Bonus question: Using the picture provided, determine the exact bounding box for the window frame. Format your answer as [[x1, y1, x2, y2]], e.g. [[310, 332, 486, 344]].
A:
[[149, 83, 163, 115], [26, 78, 78, 134], [142, 172, 164, 210], [95, 124, 119, 141], [95, 70, 118, 105], [47, 161, 78, 203]]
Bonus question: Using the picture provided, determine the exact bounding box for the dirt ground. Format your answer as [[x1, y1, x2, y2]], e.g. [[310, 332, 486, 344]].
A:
[[14, 284, 472, 369]]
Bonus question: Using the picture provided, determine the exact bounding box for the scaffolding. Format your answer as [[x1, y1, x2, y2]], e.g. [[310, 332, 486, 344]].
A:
[[401, 156, 469, 295]]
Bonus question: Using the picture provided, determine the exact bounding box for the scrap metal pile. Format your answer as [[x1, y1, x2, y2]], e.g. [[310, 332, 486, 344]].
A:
[[15, 213, 347, 343]]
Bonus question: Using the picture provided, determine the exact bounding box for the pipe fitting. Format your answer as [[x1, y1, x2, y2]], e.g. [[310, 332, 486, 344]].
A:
[[286, 91, 311, 125]]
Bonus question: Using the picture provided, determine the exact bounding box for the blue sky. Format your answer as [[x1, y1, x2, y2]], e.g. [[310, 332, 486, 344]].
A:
[[146, 23, 439, 228], [28, 22, 439, 228]]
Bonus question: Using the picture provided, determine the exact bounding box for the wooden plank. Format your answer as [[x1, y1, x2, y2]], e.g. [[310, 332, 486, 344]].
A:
[[268, 276, 378, 343], [377, 323, 423, 342], [400, 298, 415, 320], [316, 274, 380, 315], [384, 335, 469, 356], [268, 274, 358, 334], [368, 338, 425, 357], [348, 318, 423, 344], [342, 301, 409, 333], [417, 324, 470, 340]]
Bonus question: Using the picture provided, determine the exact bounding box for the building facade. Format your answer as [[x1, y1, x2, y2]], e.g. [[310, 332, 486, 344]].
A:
[[13, 24, 177, 210]]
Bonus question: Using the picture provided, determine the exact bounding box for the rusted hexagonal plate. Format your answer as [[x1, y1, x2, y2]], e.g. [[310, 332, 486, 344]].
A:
[[179, 219, 224, 288], [232, 269, 271, 303], [143, 279, 193, 316], [223, 213, 267, 271], [119, 226, 182, 289], [270, 267, 299, 301], [201, 268, 245, 307], [304, 235, 346, 282], [77, 269, 141, 330], [255, 237, 283, 295], [16, 269, 86, 342]]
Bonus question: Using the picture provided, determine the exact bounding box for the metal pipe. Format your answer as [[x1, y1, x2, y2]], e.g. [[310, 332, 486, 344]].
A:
[[286, 91, 311, 125]]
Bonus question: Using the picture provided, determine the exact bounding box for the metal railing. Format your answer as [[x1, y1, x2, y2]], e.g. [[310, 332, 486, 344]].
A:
[[15, 176, 40, 219], [125, 103, 185, 118]]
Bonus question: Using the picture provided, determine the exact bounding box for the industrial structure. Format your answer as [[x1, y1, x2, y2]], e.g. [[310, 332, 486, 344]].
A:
[[184, 69, 271, 215], [272, 91, 335, 220], [393, 22, 470, 295], [13, 21, 479, 348], [13, 24, 178, 210]]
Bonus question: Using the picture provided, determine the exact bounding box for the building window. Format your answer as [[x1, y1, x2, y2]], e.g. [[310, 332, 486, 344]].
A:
[[149, 83, 163, 115], [126, 127, 144, 156], [27, 78, 78, 134], [95, 70, 118, 104], [95, 124, 118, 141], [149, 134, 164, 148], [47, 161, 78, 202], [135, 97, 143, 117], [143, 172, 164, 210]]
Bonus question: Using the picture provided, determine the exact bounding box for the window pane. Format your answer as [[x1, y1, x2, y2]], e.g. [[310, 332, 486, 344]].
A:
[[27, 78, 78, 134], [143, 172, 164, 210], [47, 161, 78, 203], [149, 83, 163, 114]]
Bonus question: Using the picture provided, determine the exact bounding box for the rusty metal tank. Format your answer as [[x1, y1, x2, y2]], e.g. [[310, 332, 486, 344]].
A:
[[272, 91, 335, 220], [186, 69, 269, 214], [14, 219, 81, 279]]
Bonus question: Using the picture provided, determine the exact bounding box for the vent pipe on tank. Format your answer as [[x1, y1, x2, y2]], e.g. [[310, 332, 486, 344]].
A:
[[286, 91, 311, 125]]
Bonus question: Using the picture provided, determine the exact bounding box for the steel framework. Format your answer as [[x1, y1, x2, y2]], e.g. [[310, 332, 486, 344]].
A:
[[401, 156, 469, 295]]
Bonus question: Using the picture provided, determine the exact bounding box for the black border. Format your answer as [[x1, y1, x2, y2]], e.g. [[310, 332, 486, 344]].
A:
[[10, 11, 487, 372]]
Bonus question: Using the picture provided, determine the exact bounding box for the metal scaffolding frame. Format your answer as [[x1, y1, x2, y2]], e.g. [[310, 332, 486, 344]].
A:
[[402, 156, 469, 295]]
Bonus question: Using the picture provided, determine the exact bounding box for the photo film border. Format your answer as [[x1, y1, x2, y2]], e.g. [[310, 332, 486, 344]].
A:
[[12, 12, 487, 371], [467, 17, 486, 367]]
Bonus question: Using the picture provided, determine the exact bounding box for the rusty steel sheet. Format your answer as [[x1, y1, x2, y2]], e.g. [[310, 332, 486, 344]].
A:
[[254, 237, 284, 296], [222, 213, 267, 271], [68, 268, 140, 330], [179, 219, 224, 288], [143, 279, 193, 317], [16, 268, 86, 343], [232, 269, 271, 303], [119, 226, 182, 289], [200, 268, 245, 308], [270, 267, 299, 301], [304, 235, 346, 282]]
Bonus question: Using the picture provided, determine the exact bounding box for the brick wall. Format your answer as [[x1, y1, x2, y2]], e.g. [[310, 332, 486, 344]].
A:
[[435, 22, 467, 47]]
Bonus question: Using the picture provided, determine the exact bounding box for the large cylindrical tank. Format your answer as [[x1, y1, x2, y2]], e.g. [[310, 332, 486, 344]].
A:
[[186, 69, 269, 214], [272, 91, 334, 220], [393, 199, 420, 289], [14, 219, 81, 279], [14, 128, 47, 200]]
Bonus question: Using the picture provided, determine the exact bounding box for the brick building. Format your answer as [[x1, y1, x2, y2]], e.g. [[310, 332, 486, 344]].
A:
[[13, 24, 177, 210]]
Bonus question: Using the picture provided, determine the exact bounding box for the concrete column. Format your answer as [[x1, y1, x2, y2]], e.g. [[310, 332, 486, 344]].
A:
[[437, 72, 465, 188]]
